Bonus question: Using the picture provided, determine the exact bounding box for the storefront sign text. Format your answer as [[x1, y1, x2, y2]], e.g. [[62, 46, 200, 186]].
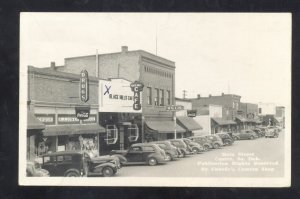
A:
[[166, 105, 184, 111], [75, 106, 90, 120], [35, 114, 55, 125], [80, 70, 89, 102], [57, 114, 80, 124], [82, 114, 97, 124], [130, 81, 144, 110]]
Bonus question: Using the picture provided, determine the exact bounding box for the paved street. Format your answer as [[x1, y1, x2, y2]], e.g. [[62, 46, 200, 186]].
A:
[[116, 131, 285, 177]]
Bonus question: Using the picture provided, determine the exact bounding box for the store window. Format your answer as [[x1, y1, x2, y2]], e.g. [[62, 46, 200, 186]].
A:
[[147, 87, 152, 105], [105, 125, 118, 145], [167, 90, 171, 105], [128, 124, 139, 142], [159, 89, 164, 106], [154, 88, 159, 106]]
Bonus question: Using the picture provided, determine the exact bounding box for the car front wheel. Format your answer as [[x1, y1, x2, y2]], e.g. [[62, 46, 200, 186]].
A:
[[203, 145, 209, 151], [102, 166, 114, 177], [65, 170, 80, 177], [250, 136, 254, 140], [233, 136, 238, 141], [165, 154, 172, 161], [192, 148, 199, 154], [148, 157, 158, 166], [213, 143, 220, 149]]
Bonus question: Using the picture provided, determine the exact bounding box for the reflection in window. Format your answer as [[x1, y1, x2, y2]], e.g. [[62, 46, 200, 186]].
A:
[[105, 125, 118, 145]]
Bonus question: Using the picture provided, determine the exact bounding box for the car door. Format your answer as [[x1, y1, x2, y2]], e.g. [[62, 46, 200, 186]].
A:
[[42, 155, 57, 176], [240, 131, 247, 139], [126, 146, 143, 163], [141, 146, 156, 162]]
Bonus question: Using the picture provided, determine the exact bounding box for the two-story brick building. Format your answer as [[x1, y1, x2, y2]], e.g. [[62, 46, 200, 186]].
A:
[[27, 65, 105, 160], [57, 46, 181, 142]]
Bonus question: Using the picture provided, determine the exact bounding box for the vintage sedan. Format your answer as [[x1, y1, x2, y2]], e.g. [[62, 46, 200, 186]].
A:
[[168, 139, 192, 157], [41, 150, 121, 177], [110, 143, 167, 166], [181, 138, 204, 154], [232, 130, 258, 140], [202, 135, 223, 149], [216, 133, 234, 146], [150, 141, 179, 161], [188, 136, 212, 151]]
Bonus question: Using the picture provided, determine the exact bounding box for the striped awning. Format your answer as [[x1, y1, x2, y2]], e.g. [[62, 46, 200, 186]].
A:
[[145, 120, 186, 133], [27, 112, 45, 130]]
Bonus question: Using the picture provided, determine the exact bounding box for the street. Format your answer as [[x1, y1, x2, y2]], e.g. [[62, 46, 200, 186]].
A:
[[116, 131, 285, 177]]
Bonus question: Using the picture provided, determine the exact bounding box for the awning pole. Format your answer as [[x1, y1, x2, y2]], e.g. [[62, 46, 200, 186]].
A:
[[174, 113, 177, 139]]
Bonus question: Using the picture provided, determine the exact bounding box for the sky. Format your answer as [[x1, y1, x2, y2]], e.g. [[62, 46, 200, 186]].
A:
[[20, 13, 291, 106]]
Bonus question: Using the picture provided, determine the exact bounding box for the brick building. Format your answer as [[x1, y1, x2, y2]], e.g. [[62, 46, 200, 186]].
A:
[[27, 66, 105, 160], [191, 93, 241, 120], [57, 46, 180, 142]]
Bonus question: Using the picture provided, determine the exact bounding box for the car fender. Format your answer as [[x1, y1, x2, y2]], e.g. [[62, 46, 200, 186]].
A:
[[93, 163, 116, 173], [111, 154, 127, 164], [63, 168, 81, 177]]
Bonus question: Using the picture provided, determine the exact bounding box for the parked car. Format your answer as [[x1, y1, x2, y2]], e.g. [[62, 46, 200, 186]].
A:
[[202, 135, 223, 149], [188, 136, 212, 151], [150, 141, 179, 161], [169, 139, 192, 157], [181, 138, 204, 154], [216, 132, 234, 146], [232, 130, 258, 140], [41, 150, 121, 177], [110, 143, 167, 166], [258, 127, 268, 136], [26, 161, 49, 177], [265, 126, 279, 138], [252, 128, 264, 137]]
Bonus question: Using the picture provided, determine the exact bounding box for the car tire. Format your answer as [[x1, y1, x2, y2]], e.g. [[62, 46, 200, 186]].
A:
[[192, 148, 199, 154], [203, 145, 209, 151], [233, 136, 238, 141], [224, 140, 231, 146], [102, 166, 114, 177], [148, 157, 158, 166], [65, 170, 80, 177], [166, 154, 172, 161], [213, 143, 220, 149], [250, 136, 254, 140]]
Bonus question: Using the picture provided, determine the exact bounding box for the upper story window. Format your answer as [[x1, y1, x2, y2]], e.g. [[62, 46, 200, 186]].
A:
[[154, 88, 159, 106], [167, 90, 171, 105], [159, 89, 164, 106], [147, 87, 152, 105]]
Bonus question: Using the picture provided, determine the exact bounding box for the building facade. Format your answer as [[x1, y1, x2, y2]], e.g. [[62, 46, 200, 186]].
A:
[[27, 66, 104, 159], [56, 46, 178, 142]]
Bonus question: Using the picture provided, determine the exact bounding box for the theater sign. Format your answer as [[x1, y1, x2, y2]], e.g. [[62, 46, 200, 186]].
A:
[[99, 78, 142, 113]]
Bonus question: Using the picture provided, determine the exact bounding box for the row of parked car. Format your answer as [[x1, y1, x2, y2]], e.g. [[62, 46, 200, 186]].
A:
[[26, 125, 282, 178]]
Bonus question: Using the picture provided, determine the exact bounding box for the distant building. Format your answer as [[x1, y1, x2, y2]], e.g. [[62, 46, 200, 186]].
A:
[[191, 93, 241, 120], [258, 102, 276, 116], [275, 106, 285, 128], [238, 102, 258, 119]]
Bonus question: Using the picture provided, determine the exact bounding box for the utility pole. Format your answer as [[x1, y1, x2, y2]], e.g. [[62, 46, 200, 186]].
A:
[[183, 90, 187, 99]]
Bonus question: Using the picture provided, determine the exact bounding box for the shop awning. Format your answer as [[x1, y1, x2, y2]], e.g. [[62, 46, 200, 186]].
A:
[[248, 118, 262, 124], [177, 116, 202, 131], [211, 118, 236, 125], [145, 120, 186, 133], [43, 124, 106, 136], [27, 112, 45, 130], [235, 115, 248, 123]]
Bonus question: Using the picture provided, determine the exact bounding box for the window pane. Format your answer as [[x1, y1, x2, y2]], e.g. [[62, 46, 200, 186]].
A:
[[147, 87, 152, 105]]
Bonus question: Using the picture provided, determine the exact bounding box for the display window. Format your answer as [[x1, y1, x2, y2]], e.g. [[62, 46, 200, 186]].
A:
[[128, 124, 139, 142], [105, 125, 118, 144]]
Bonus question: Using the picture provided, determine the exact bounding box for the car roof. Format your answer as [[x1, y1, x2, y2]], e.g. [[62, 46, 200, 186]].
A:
[[41, 150, 84, 156]]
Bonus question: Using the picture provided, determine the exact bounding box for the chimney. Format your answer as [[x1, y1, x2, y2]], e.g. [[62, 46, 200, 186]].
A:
[[197, 94, 201, 99], [121, 46, 128, 53], [50, 62, 56, 70]]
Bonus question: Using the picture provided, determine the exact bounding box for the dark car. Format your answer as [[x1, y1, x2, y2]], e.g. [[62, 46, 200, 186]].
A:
[[150, 141, 179, 161], [252, 128, 264, 137], [216, 133, 234, 146], [181, 138, 204, 154], [232, 130, 258, 140], [168, 139, 192, 157], [202, 135, 223, 149], [188, 136, 212, 151], [41, 150, 120, 177], [26, 161, 49, 177], [110, 143, 167, 166]]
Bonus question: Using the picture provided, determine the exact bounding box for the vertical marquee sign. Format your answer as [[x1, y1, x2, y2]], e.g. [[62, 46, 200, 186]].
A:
[[130, 81, 144, 110], [80, 70, 89, 102]]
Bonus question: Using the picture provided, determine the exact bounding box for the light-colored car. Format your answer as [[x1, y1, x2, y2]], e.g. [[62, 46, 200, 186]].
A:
[[265, 126, 279, 138], [26, 161, 49, 177], [150, 141, 179, 161], [232, 130, 258, 140]]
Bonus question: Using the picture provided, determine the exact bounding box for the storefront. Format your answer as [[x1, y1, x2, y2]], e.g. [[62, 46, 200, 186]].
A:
[[211, 117, 237, 134], [235, 115, 250, 131], [98, 78, 142, 155], [27, 111, 45, 160]]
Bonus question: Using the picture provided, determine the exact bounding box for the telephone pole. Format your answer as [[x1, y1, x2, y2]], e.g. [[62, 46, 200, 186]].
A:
[[183, 90, 187, 99]]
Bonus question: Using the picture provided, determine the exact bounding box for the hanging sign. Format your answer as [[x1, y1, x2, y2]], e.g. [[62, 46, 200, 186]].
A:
[[166, 105, 184, 111], [187, 109, 197, 117], [130, 81, 144, 110], [75, 106, 90, 120], [80, 70, 89, 102]]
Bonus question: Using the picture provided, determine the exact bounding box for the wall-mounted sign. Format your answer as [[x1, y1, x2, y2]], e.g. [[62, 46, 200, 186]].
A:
[[82, 114, 97, 124], [75, 106, 90, 120], [187, 110, 197, 117], [57, 114, 80, 124], [80, 70, 89, 102], [35, 114, 55, 125], [166, 105, 184, 111], [130, 81, 144, 111]]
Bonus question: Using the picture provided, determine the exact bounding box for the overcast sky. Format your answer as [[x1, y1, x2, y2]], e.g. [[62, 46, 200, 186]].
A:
[[20, 13, 291, 106]]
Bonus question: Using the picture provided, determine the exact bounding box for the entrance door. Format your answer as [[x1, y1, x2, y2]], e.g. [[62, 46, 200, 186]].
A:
[[119, 126, 124, 150]]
